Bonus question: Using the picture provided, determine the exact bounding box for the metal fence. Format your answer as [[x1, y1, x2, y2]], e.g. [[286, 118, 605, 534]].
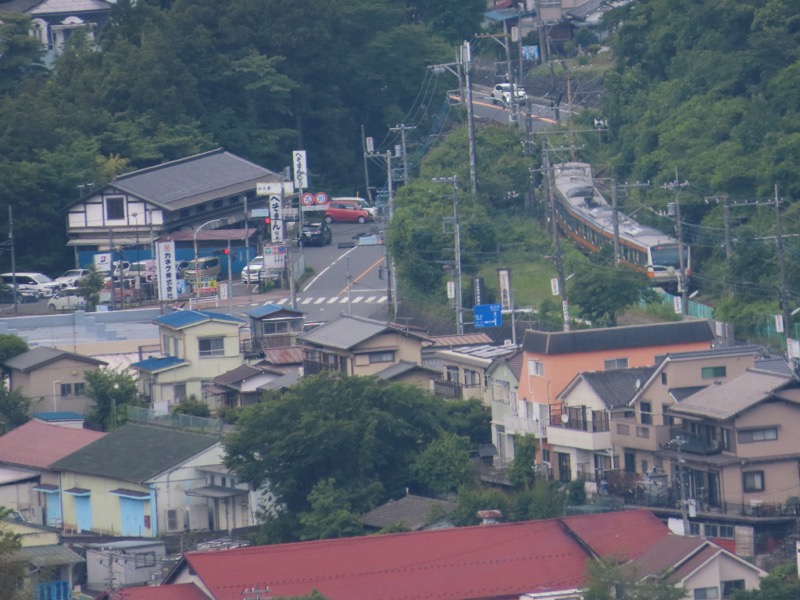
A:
[[127, 405, 222, 434]]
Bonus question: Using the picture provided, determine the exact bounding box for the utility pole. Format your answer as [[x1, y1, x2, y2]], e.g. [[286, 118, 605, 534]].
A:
[[542, 143, 569, 331], [669, 435, 690, 535], [8, 206, 17, 313], [463, 41, 478, 195], [433, 176, 463, 334], [775, 185, 792, 351], [361, 124, 372, 202], [662, 170, 689, 315], [389, 124, 415, 185], [611, 177, 621, 266]]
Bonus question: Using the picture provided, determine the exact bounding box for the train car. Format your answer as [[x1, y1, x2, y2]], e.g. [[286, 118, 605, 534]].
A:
[[551, 162, 689, 290]]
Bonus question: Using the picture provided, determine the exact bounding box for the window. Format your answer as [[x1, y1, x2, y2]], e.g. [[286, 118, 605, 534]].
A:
[[661, 372, 668, 385], [368, 351, 395, 364], [105, 196, 124, 220], [541, 448, 550, 463], [464, 369, 480, 387], [604, 357, 628, 370], [743, 471, 765, 492], [74, 382, 85, 396], [640, 401, 652, 425], [135, 552, 156, 568], [702, 366, 727, 379], [445, 366, 459, 382], [174, 384, 187, 402], [704, 523, 719, 537], [688, 522, 701, 535], [198, 336, 225, 357], [636, 426, 650, 439], [641, 459, 648, 473], [738, 427, 778, 443], [662, 404, 674, 426], [528, 360, 544, 377], [722, 581, 744, 598], [718, 524, 734, 539], [694, 584, 718, 597], [616, 423, 630, 435], [60, 383, 72, 396]]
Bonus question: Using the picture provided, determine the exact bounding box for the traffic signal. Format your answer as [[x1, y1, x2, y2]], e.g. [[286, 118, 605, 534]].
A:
[[213, 248, 231, 256], [264, 217, 271, 226]]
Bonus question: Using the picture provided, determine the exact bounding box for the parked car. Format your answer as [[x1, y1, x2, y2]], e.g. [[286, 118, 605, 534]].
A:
[[98, 260, 131, 281], [330, 197, 378, 219], [324, 200, 371, 224], [182, 256, 221, 282], [298, 221, 332, 246], [47, 288, 86, 311], [241, 256, 282, 284], [0, 273, 59, 298], [54, 268, 91, 288], [0, 283, 38, 303], [492, 82, 527, 105], [127, 260, 156, 282]]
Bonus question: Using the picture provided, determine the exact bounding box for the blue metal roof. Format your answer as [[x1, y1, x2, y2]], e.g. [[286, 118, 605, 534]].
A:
[[31, 411, 85, 421], [154, 310, 244, 329], [247, 303, 306, 319], [130, 356, 188, 373]]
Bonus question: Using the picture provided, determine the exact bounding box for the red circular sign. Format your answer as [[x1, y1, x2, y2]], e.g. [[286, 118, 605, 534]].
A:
[[301, 192, 314, 206], [314, 192, 329, 205]]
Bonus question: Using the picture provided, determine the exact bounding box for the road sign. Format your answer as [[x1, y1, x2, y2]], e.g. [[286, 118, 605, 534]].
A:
[[301, 192, 314, 206], [314, 192, 328, 205], [474, 303, 502, 328], [251, 208, 270, 217]]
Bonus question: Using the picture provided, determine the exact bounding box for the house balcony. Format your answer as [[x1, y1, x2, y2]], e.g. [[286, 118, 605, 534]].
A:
[[611, 420, 671, 452], [547, 425, 611, 452], [505, 415, 546, 438], [667, 427, 724, 455], [433, 379, 462, 400]]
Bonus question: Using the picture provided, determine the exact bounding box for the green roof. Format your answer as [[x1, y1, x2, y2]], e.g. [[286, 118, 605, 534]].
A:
[[51, 423, 219, 483]]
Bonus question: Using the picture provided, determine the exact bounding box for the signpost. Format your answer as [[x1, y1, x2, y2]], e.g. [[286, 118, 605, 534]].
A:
[[269, 196, 284, 242], [474, 303, 503, 328]]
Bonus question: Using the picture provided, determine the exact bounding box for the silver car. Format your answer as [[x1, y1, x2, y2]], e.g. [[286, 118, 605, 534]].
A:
[[47, 288, 87, 311]]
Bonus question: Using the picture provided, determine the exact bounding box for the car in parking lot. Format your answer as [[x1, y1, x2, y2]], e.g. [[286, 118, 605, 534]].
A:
[[324, 199, 371, 224], [54, 268, 91, 288], [0, 283, 38, 303], [47, 288, 86, 311], [492, 82, 527, 105], [127, 260, 156, 282], [182, 256, 221, 283], [0, 273, 59, 298], [298, 221, 332, 246], [330, 197, 378, 219]]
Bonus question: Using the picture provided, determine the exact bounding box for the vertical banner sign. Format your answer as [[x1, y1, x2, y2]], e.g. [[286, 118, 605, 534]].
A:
[[472, 276, 485, 308], [269, 195, 284, 242], [775, 314, 785, 334], [498, 268, 512, 311], [156, 241, 178, 302], [292, 151, 308, 189]]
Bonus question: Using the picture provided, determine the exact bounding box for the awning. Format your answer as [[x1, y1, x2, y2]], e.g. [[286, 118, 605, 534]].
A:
[[32, 484, 60, 493], [15, 544, 84, 567], [67, 237, 141, 246], [64, 487, 91, 496], [186, 485, 248, 499], [109, 488, 150, 500]]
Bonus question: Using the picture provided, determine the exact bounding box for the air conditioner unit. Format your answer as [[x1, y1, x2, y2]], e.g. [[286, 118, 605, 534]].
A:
[[165, 508, 183, 532]]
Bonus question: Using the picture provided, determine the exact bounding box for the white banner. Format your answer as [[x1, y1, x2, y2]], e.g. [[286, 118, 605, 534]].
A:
[[156, 241, 179, 302], [269, 195, 284, 242], [292, 150, 308, 189], [498, 268, 512, 311]]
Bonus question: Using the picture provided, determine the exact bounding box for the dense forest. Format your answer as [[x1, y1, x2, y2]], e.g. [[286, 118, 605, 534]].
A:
[[0, 0, 485, 274]]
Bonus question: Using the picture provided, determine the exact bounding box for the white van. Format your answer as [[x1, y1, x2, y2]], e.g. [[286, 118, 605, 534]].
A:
[[0, 273, 59, 298]]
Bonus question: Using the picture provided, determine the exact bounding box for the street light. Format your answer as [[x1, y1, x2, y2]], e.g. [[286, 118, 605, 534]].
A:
[[193, 217, 228, 308]]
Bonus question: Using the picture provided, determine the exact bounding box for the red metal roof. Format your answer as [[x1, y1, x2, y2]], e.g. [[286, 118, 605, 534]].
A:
[[112, 583, 208, 600], [0, 421, 105, 469], [561, 510, 669, 560], [179, 512, 669, 600]]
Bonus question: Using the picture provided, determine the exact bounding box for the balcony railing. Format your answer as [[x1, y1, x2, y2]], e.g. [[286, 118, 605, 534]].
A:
[[667, 428, 724, 455], [433, 379, 462, 400]]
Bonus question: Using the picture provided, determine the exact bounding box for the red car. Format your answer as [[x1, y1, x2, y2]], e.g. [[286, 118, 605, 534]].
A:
[[324, 200, 370, 224]]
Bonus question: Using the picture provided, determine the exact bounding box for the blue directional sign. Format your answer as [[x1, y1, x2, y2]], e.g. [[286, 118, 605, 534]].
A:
[[474, 303, 503, 328]]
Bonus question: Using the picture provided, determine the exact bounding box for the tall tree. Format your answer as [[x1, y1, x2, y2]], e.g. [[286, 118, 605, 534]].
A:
[[0, 506, 27, 598], [84, 369, 141, 431]]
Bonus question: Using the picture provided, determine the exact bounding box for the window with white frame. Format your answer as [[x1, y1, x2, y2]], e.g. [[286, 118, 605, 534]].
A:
[[742, 470, 764, 492], [694, 586, 719, 599], [367, 351, 395, 364], [738, 427, 778, 443], [604, 357, 628, 370], [528, 360, 544, 377], [492, 379, 510, 404], [464, 369, 480, 387], [445, 366, 459, 382], [198, 336, 225, 357]]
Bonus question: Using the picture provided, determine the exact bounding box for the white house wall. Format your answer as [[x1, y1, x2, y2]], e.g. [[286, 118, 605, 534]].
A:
[[68, 194, 164, 229]]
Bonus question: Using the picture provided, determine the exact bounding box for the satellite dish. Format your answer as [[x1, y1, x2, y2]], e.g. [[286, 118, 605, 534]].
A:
[[561, 413, 569, 424]]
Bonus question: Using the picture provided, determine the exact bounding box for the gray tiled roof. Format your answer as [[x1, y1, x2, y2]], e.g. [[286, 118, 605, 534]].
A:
[[51, 423, 218, 483], [15, 544, 84, 567], [376, 360, 438, 380], [104, 148, 278, 210], [4, 346, 106, 372], [668, 368, 796, 421], [360, 494, 456, 530], [30, 0, 111, 15], [579, 366, 656, 408], [298, 314, 429, 351], [523, 320, 715, 355]]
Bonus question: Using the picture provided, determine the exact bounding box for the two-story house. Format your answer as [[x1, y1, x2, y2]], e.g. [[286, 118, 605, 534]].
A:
[[518, 320, 716, 464], [50, 422, 256, 537], [297, 314, 430, 377], [64, 148, 280, 262], [613, 346, 761, 480], [4, 346, 107, 416], [548, 366, 655, 483], [130, 310, 245, 412], [0, 420, 105, 526], [426, 343, 518, 403]]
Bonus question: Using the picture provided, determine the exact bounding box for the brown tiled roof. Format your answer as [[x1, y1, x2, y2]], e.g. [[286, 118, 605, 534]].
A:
[[0, 421, 105, 470], [621, 535, 707, 579], [427, 332, 494, 347], [262, 346, 304, 365]]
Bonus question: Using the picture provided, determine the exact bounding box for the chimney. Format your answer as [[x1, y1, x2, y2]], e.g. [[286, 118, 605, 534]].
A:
[[477, 509, 502, 525]]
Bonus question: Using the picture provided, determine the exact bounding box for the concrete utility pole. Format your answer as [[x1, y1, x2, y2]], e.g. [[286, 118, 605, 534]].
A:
[[662, 170, 689, 315], [389, 124, 415, 185], [433, 176, 463, 334], [774, 185, 792, 350], [669, 435, 690, 535], [542, 142, 569, 331]]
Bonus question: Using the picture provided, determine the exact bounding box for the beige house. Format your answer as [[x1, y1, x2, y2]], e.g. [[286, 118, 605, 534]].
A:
[[4, 346, 107, 416], [297, 314, 430, 377], [613, 346, 760, 477], [426, 343, 518, 403], [130, 309, 245, 412]]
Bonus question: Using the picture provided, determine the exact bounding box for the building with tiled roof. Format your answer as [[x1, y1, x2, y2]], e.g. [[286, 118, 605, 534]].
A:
[[49, 422, 258, 537], [0, 420, 105, 525], [162, 510, 670, 600], [359, 493, 457, 531]]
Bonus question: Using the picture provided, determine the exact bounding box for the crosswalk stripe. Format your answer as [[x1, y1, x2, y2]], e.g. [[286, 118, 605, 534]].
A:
[[267, 294, 389, 306], [377, 296, 388, 303], [365, 296, 375, 303], [275, 298, 289, 305], [339, 297, 349, 303], [353, 296, 364, 303], [314, 297, 326, 304], [327, 297, 339, 304]]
